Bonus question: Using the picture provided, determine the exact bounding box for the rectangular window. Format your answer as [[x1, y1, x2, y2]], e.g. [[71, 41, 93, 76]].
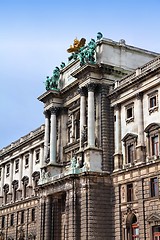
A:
[[153, 226, 160, 240], [31, 208, 35, 222], [2, 216, 5, 228], [150, 96, 157, 108], [25, 155, 29, 168], [35, 150, 40, 163], [148, 90, 158, 114], [127, 107, 133, 119], [127, 144, 134, 163], [15, 159, 19, 173], [10, 213, 14, 226], [151, 135, 159, 156], [125, 103, 134, 124], [132, 224, 139, 239], [6, 164, 10, 176], [127, 183, 133, 202], [21, 211, 24, 224], [151, 177, 159, 197]]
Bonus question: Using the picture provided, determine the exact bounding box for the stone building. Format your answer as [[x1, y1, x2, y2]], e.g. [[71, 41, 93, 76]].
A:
[[0, 33, 160, 239]]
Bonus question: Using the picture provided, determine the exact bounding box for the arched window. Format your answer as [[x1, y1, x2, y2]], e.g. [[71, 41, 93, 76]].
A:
[[3, 184, 9, 204], [12, 180, 18, 202], [21, 176, 29, 198], [144, 123, 160, 160], [126, 213, 139, 240]]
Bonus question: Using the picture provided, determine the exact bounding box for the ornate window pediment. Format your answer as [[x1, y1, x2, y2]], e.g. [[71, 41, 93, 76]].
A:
[[144, 123, 160, 133], [147, 213, 160, 223], [12, 180, 18, 189], [21, 176, 29, 186], [32, 171, 40, 181], [3, 183, 9, 193]]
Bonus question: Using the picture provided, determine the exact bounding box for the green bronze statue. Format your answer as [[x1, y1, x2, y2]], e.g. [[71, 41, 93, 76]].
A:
[[45, 67, 60, 91]]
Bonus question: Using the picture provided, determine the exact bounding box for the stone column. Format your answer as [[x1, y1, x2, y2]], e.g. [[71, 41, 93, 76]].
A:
[[28, 150, 33, 186], [50, 107, 58, 164], [44, 196, 52, 240], [114, 104, 123, 171], [79, 87, 86, 149], [44, 111, 50, 164], [136, 93, 145, 163], [0, 165, 5, 196], [9, 161, 13, 194], [87, 83, 95, 148], [18, 155, 23, 190]]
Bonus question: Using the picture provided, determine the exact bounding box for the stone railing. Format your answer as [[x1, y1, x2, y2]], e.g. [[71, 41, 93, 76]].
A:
[[0, 124, 45, 155], [118, 56, 160, 86]]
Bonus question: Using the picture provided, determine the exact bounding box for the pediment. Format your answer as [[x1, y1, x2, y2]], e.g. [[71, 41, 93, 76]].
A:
[[147, 213, 160, 223]]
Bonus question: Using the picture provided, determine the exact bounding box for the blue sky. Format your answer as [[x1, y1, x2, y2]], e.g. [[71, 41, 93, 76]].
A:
[[1, 0, 160, 148]]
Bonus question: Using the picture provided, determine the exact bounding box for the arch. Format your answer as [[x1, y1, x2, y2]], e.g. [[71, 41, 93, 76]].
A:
[[122, 133, 138, 142], [126, 213, 137, 229], [144, 122, 160, 133]]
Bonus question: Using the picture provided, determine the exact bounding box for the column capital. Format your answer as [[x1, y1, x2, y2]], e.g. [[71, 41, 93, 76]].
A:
[[50, 107, 59, 115], [136, 92, 143, 100], [43, 110, 50, 117], [87, 83, 96, 92], [114, 103, 121, 111], [78, 87, 87, 96]]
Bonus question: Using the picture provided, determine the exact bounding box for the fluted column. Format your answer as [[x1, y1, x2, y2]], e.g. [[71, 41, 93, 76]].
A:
[[50, 107, 58, 164], [87, 83, 95, 147], [79, 87, 86, 149], [44, 111, 50, 164], [28, 150, 33, 186]]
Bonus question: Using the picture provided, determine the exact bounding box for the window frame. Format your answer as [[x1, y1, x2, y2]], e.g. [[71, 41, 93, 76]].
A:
[[6, 164, 10, 177], [148, 90, 158, 115], [150, 177, 159, 197], [125, 103, 134, 124], [127, 183, 134, 202], [24, 154, 29, 168], [15, 159, 19, 173]]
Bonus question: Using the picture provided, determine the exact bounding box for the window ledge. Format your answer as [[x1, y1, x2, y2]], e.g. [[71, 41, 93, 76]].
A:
[[126, 117, 134, 124], [149, 106, 158, 115]]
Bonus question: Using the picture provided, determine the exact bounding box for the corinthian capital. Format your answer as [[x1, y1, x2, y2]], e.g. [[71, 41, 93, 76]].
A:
[[87, 83, 96, 92], [50, 107, 59, 115]]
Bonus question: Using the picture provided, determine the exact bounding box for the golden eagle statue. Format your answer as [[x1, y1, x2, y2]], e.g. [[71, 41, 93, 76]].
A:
[[67, 38, 86, 53]]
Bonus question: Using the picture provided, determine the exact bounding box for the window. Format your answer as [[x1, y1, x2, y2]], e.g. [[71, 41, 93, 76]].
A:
[[6, 164, 10, 176], [144, 123, 160, 160], [150, 177, 158, 197], [15, 159, 19, 173], [126, 213, 139, 240], [31, 208, 35, 222], [153, 226, 160, 240], [122, 133, 137, 165], [125, 103, 134, 123], [10, 213, 14, 226], [148, 90, 158, 114], [127, 144, 134, 163], [127, 183, 133, 202], [1, 216, 5, 228], [21, 211, 24, 224], [132, 223, 139, 240], [152, 135, 159, 156], [25, 155, 29, 168], [35, 150, 40, 163]]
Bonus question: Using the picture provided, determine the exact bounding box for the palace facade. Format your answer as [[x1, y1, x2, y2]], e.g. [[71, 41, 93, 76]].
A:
[[0, 33, 160, 240]]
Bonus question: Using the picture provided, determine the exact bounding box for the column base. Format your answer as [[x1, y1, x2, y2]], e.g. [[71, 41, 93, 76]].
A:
[[83, 146, 102, 172], [113, 153, 123, 171], [135, 145, 146, 164]]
